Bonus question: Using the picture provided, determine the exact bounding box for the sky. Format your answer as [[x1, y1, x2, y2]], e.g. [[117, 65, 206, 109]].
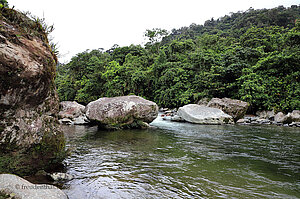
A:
[[8, 0, 300, 63]]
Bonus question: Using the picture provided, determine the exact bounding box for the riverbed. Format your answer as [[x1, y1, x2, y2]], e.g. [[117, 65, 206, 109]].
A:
[[61, 117, 300, 198]]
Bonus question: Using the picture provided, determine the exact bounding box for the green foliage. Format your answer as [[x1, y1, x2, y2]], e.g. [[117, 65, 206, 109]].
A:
[[0, 0, 8, 8], [55, 5, 300, 113]]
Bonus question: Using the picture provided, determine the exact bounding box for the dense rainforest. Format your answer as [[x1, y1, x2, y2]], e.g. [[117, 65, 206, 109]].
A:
[[55, 5, 300, 113]]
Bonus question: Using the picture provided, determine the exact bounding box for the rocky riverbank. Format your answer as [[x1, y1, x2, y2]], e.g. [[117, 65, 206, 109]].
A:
[[160, 98, 299, 127], [236, 110, 300, 127]]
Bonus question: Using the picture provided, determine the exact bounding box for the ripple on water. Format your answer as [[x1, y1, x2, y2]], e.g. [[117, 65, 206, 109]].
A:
[[62, 118, 300, 199]]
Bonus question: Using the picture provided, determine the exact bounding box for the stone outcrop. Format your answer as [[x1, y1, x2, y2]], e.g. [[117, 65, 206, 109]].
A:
[[85, 95, 158, 129], [0, 174, 67, 199], [207, 98, 248, 122], [0, 8, 65, 175], [177, 104, 234, 124]]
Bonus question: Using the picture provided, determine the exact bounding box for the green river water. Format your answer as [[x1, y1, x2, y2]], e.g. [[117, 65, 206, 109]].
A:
[[61, 116, 300, 199]]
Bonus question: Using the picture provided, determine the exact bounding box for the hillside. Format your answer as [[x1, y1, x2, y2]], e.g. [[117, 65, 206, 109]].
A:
[[162, 5, 300, 43], [55, 5, 300, 113]]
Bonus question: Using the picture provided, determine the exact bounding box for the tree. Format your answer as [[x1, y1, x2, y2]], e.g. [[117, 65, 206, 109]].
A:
[[55, 6, 300, 113], [144, 28, 168, 53], [0, 0, 8, 8]]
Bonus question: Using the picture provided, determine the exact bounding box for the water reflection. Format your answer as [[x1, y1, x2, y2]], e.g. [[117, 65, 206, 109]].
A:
[[62, 117, 300, 199]]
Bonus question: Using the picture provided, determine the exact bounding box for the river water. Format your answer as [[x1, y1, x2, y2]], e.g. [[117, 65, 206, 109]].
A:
[[61, 116, 300, 199]]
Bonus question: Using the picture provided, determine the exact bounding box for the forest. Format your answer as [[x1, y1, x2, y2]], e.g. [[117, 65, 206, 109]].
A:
[[55, 5, 300, 113]]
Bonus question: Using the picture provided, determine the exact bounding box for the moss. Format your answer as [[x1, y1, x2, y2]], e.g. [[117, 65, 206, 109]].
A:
[[0, 191, 11, 199], [0, 130, 66, 176], [0, 115, 66, 176]]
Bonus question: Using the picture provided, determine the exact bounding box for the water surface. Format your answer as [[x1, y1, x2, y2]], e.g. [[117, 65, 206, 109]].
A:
[[61, 117, 300, 199]]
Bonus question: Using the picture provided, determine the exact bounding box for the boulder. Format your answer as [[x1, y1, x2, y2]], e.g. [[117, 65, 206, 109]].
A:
[[0, 174, 67, 199], [236, 118, 250, 124], [58, 101, 85, 119], [207, 98, 248, 122], [274, 112, 292, 124], [59, 118, 73, 125], [49, 172, 73, 181], [85, 95, 158, 129], [256, 110, 275, 120], [0, 9, 65, 175], [177, 104, 234, 124], [290, 110, 300, 122]]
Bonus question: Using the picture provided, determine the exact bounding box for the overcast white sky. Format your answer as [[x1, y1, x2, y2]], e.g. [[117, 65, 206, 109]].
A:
[[8, 0, 300, 63]]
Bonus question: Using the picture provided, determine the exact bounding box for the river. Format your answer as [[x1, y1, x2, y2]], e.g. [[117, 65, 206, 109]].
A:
[[61, 116, 300, 199]]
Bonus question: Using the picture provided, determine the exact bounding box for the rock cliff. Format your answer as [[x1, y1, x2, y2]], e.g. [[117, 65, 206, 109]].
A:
[[0, 8, 65, 175]]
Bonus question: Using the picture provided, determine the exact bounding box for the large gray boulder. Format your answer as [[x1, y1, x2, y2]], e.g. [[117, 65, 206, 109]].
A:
[[0, 174, 67, 199], [177, 104, 234, 124], [85, 95, 158, 129], [58, 101, 85, 119], [207, 98, 248, 122]]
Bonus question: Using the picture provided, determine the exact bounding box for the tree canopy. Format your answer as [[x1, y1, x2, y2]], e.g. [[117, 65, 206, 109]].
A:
[[56, 5, 300, 113]]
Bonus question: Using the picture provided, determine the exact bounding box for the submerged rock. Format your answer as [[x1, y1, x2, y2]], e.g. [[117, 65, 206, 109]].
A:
[[85, 95, 158, 129], [72, 115, 90, 125], [177, 104, 234, 124], [59, 118, 73, 125], [0, 174, 67, 199], [0, 9, 65, 175], [49, 172, 73, 181], [207, 98, 248, 122]]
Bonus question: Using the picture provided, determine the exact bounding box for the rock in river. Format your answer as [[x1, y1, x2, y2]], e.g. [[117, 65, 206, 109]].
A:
[[177, 104, 234, 124], [207, 98, 248, 122], [85, 95, 158, 129], [58, 101, 85, 119]]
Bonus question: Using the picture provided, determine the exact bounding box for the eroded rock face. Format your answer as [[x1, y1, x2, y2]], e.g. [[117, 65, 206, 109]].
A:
[[207, 98, 248, 122], [0, 9, 65, 175], [85, 95, 158, 129], [177, 104, 234, 124], [0, 174, 68, 199]]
